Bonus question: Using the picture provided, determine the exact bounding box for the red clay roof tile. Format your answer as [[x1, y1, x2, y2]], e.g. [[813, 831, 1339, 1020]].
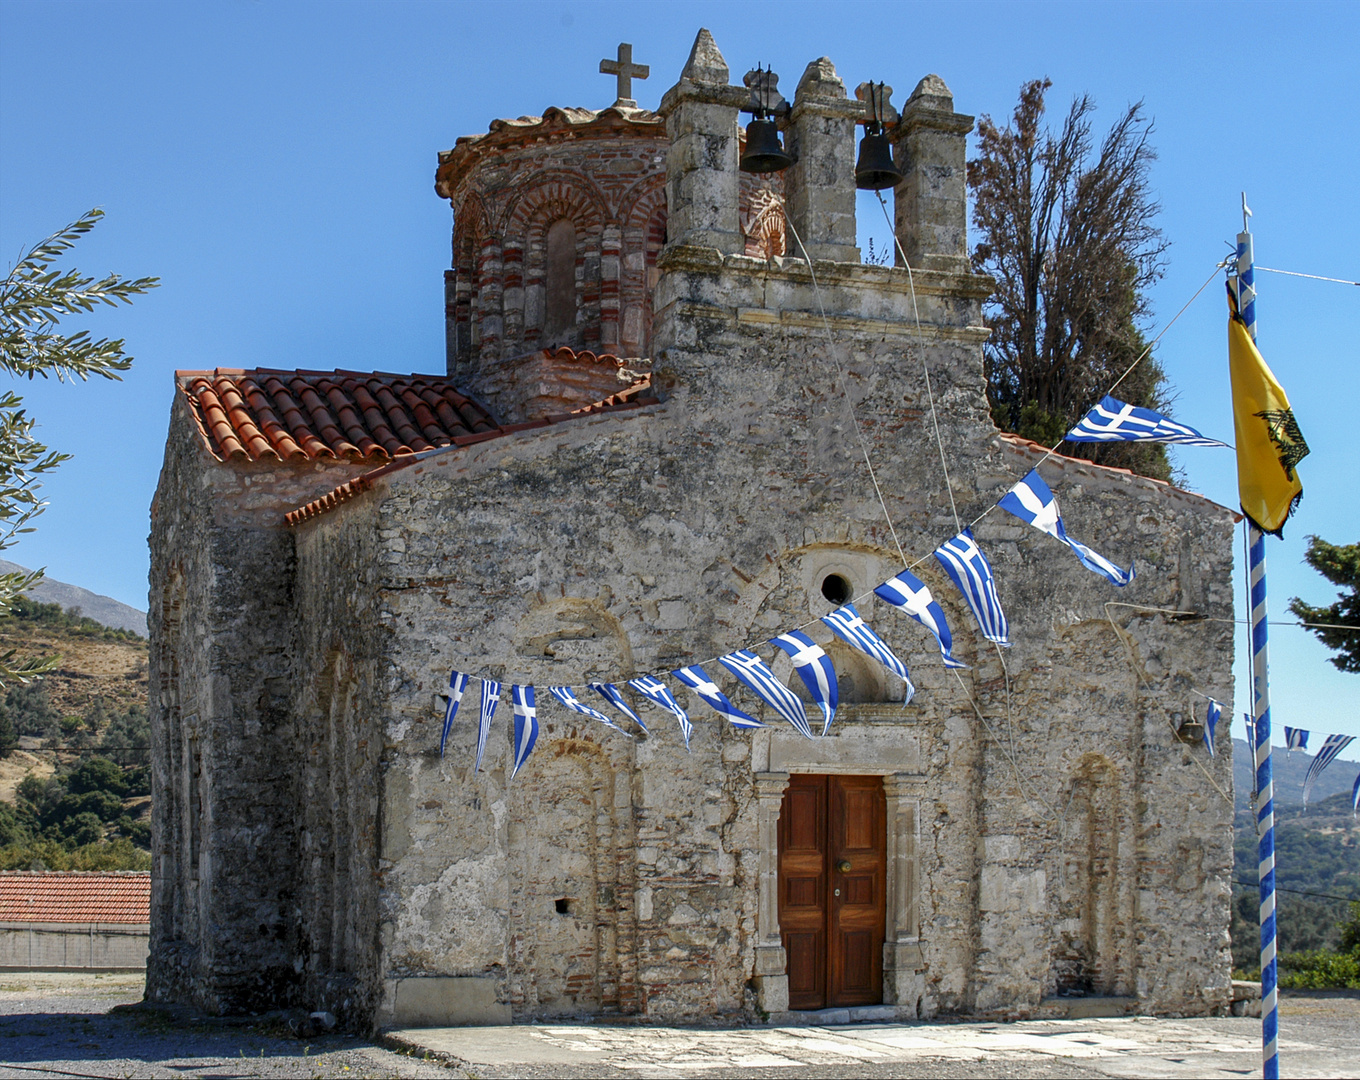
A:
[[996, 432, 1239, 517], [284, 375, 659, 527], [0, 871, 150, 925], [178, 368, 499, 464]]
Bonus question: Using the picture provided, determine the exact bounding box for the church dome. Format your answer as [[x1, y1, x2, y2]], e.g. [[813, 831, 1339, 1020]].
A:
[[435, 100, 785, 405], [437, 106, 669, 374]]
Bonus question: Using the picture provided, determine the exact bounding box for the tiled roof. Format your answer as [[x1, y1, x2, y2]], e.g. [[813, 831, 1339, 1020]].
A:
[[0, 871, 150, 925], [179, 368, 499, 463], [284, 375, 659, 527], [435, 105, 663, 197], [996, 432, 1240, 518], [534, 345, 636, 367]]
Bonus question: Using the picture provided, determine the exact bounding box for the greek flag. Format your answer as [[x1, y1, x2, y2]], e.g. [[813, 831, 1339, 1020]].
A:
[[998, 469, 1134, 587], [549, 686, 631, 735], [1066, 395, 1227, 447], [821, 604, 915, 704], [672, 665, 763, 729], [1352, 772, 1359, 818], [718, 649, 813, 739], [510, 684, 538, 779], [1302, 733, 1356, 806], [873, 568, 966, 668], [1285, 727, 1309, 755], [475, 679, 501, 773], [628, 676, 693, 749], [439, 670, 470, 758], [771, 631, 839, 736], [590, 682, 647, 733], [1204, 698, 1223, 758], [933, 530, 1009, 646]]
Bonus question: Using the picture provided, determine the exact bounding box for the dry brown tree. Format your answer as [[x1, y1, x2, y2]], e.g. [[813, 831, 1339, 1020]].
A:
[[968, 79, 1173, 480]]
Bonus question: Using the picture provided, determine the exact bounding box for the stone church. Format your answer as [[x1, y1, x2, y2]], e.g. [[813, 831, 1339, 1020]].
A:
[[147, 30, 1237, 1029]]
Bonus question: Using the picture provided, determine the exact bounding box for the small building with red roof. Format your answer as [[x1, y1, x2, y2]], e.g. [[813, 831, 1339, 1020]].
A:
[[0, 871, 150, 971]]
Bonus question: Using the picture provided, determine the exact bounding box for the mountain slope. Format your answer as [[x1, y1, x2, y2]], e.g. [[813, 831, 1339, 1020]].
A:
[[0, 560, 146, 636], [1231, 737, 1358, 811]]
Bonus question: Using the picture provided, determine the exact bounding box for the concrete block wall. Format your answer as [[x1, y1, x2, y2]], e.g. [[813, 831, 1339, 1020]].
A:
[[0, 923, 149, 971]]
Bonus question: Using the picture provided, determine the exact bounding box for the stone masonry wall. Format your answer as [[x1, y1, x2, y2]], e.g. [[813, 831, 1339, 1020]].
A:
[[442, 119, 669, 373], [154, 34, 1235, 1029], [147, 397, 376, 1014], [441, 114, 783, 401], [297, 247, 1235, 1025], [290, 494, 386, 1025]]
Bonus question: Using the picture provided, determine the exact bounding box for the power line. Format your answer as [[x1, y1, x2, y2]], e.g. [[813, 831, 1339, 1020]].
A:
[[1232, 879, 1360, 904]]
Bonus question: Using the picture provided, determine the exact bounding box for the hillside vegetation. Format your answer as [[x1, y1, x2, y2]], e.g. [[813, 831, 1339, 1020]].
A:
[[0, 598, 150, 870], [1230, 739, 1360, 985]]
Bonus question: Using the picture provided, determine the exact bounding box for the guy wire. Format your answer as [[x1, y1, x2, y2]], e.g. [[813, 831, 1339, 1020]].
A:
[[784, 214, 908, 565], [1104, 600, 1232, 804], [964, 258, 1229, 538], [876, 192, 962, 534]]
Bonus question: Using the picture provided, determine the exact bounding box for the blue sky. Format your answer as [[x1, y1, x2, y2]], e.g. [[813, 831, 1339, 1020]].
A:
[[0, 0, 1356, 757]]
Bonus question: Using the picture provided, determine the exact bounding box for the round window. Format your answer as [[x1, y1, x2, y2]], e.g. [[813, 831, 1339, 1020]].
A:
[[820, 573, 853, 605]]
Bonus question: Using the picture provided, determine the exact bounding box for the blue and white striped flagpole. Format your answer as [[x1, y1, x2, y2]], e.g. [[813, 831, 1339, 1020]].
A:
[[1235, 195, 1279, 1080]]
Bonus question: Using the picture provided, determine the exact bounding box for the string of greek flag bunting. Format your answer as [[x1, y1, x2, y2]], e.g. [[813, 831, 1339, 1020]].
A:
[[1234, 710, 1357, 814], [437, 396, 1256, 776]]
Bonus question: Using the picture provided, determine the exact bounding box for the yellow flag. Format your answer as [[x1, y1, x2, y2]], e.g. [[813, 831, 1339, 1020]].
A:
[[1228, 297, 1308, 535]]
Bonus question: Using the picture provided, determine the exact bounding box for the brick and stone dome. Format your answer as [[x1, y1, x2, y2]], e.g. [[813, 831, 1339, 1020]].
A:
[[435, 104, 786, 390], [437, 106, 670, 374]]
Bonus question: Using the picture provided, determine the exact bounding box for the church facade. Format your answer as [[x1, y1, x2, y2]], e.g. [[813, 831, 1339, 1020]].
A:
[[147, 31, 1237, 1029]]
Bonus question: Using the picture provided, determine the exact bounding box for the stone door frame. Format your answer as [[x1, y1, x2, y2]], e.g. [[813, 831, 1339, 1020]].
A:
[[752, 718, 926, 1017]]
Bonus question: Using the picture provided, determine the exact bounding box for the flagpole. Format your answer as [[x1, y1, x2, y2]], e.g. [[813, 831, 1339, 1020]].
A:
[[1235, 194, 1279, 1080]]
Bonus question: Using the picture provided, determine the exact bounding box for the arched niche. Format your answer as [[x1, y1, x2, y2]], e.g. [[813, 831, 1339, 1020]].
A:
[[503, 175, 608, 354], [506, 741, 632, 1017], [1051, 752, 1134, 997]]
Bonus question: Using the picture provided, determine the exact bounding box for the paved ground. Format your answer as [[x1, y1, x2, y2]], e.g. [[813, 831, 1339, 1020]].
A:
[[391, 998, 1360, 1079], [0, 973, 1356, 1079]]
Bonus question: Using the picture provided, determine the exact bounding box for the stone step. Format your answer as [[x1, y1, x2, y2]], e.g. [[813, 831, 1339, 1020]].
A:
[[775, 1004, 903, 1026], [1231, 980, 1263, 1017]]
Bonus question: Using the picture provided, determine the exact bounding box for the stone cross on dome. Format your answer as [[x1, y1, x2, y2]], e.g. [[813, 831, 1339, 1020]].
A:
[[599, 42, 649, 108]]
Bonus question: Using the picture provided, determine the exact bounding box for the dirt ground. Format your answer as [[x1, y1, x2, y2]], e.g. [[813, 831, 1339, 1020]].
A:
[[0, 749, 54, 804], [0, 625, 148, 803]]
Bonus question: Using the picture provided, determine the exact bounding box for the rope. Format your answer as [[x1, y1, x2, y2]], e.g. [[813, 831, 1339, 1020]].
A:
[[1231, 880, 1360, 904], [1256, 266, 1360, 287], [432, 252, 1262, 730], [1101, 601, 1360, 634], [948, 666, 1057, 819], [954, 259, 1230, 540], [875, 192, 961, 533], [783, 215, 907, 565]]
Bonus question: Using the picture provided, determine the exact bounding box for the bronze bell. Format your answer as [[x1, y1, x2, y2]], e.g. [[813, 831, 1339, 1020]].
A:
[[740, 117, 793, 174], [855, 127, 903, 190]]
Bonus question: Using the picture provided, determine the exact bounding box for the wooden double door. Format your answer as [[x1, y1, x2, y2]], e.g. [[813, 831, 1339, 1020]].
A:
[[777, 774, 887, 1009]]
